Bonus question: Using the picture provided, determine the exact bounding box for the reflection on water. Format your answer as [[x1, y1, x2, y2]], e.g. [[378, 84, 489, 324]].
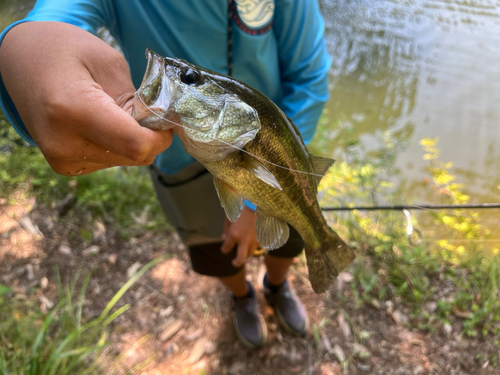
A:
[[1, 0, 500, 227], [315, 0, 500, 211]]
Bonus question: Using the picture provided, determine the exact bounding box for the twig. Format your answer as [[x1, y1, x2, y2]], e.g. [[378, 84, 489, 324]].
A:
[[136, 280, 174, 304]]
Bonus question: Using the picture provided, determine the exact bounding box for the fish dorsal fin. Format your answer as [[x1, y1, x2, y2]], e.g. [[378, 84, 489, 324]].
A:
[[255, 208, 289, 250], [213, 177, 244, 222], [310, 154, 335, 187], [241, 155, 282, 191]]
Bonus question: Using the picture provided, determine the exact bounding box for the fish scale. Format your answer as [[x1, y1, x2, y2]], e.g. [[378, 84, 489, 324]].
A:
[[133, 49, 355, 293]]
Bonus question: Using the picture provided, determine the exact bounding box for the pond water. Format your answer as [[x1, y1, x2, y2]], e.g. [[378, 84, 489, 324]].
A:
[[2, 0, 500, 232], [317, 0, 500, 207]]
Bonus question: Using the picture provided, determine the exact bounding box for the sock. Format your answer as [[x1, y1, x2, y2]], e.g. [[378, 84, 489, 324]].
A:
[[234, 280, 254, 300], [264, 273, 284, 293]]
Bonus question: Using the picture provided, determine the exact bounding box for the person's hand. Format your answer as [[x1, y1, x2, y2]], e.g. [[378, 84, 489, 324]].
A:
[[221, 207, 260, 267], [0, 21, 173, 176]]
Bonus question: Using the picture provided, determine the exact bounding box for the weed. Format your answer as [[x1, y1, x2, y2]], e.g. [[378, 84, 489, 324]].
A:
[[0, 113, 170, 238], [318, 132, 500, 337], [312, 318, 327, 348], [0, 257, 168, 374]]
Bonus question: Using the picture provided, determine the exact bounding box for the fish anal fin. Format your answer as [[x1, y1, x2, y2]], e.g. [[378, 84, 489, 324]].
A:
[[241, 155, 282, 191], [213, 177, 244, 222], [310, 154, 335, 186], [256, 208, 289, 250]]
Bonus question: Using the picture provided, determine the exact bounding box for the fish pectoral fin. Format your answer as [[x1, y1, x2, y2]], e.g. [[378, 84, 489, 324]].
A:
[[256, 208, 289, 250], [309, 154, 335, 186], [213, 177, 244, 222], [241, 155, 282, 191]]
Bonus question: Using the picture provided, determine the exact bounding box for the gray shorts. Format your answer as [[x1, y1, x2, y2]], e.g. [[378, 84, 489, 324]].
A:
[[149, 162, 304, 277]]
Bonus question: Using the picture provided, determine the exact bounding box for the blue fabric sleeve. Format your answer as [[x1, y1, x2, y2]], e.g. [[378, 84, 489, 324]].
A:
[[273, 0, 331, 144], [0, 0, 115, 146], [243, 1, 331, 212], [0, 21, 37, 146]]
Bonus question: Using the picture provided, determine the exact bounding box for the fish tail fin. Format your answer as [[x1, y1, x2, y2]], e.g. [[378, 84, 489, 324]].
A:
[[305, 231, 355, 294]]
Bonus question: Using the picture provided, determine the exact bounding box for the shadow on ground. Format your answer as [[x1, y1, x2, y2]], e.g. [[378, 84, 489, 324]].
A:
[[0, 196, 495, 375]]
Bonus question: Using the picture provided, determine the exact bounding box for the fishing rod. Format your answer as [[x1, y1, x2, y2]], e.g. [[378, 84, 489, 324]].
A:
[[321, 203, 500, 211], [321, 203, 500, 246]]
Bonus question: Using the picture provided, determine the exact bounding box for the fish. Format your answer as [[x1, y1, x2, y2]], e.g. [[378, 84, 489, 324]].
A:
[[132, 49, 355, 293]]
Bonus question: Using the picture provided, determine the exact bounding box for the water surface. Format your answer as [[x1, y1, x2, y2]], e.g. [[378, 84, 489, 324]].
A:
[[2, 0, 500, 234], [317, 0, 500, 209]]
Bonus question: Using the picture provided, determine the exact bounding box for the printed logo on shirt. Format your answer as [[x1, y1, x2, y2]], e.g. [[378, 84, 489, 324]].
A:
[[232, 0, 274, 35]]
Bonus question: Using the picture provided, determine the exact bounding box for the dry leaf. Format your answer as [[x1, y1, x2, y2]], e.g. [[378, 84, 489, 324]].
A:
[[452, 306, 471, 319], [205, 340, 217, 354], [185, 329, 203, 341], [82, 245, 100, 256], [338, 312, 352, 339], [338, 272, 354, 282], [25, 264, 34, 281], [188, 337, 208, 363], [127, 262, 142, 278], [391, 310, 408, 324], [352, 343, 371, 359], [332, 344, 345, 363], [19, 217, 43, 237], [159, 319, 183, 341], [108, 253, 117, 264], [40, 277, 48, 289], [39, 295, 54, 309], [58, 244, 72, 256]]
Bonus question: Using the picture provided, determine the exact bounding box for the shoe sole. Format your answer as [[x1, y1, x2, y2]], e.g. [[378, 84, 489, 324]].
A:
[[232, 310, 268, 349]]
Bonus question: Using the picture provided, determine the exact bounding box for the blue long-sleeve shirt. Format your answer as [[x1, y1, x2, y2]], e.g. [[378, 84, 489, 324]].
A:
[[0, 0, 331, 175]]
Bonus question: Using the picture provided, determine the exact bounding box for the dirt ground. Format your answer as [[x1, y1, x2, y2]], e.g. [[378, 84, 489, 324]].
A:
[[1, 196, 498, 375]]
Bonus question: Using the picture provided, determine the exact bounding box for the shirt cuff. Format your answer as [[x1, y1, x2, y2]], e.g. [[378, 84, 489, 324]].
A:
[[244, 200, 256, 211], [0, 21, 38, 146]]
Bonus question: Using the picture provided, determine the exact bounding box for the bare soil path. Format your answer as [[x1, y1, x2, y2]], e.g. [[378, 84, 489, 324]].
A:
[[1, 198, 497, 375]]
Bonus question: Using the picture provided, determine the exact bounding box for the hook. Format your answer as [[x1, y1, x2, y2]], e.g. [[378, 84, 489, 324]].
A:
[[403, 209, 422, 246]]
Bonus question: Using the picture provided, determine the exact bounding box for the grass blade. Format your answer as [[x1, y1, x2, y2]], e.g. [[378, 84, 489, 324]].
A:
[[98, 255, 169, 320]]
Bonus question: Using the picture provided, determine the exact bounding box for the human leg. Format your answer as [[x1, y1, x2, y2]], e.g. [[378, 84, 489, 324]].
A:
[[150, 163, 266, 347], [262, 227, 308, 335], [264, 254, 294, 286], [219, 267, 249, 298]]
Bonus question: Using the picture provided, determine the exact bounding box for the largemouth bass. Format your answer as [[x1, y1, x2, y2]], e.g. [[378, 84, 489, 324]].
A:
[[132, 49, 355, 293]]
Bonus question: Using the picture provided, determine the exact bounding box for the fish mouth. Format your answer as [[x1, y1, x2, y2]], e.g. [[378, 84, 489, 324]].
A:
[[132, 49, 177, 130], [132, 93, 177, 131]]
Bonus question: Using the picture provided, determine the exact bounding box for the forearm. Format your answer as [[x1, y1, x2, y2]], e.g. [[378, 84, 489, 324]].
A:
[[0, 22, 172, 176]]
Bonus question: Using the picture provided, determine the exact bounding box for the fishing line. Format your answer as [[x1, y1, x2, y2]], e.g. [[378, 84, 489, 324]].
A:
[[136, 94, 498, 214], [136, 93, 327, 179]]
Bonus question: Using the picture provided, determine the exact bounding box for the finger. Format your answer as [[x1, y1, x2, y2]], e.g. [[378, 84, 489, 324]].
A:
[[232, 241, 250, 267], [222, 218, 231, 240], [44, 158, 108, 176], [42, 135, 161, 167], [221, 235, 237, 254], [71, 85, 173, 163]]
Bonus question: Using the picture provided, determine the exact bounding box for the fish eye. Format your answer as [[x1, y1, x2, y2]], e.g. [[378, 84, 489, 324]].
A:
[[180, 69, 201, 85]]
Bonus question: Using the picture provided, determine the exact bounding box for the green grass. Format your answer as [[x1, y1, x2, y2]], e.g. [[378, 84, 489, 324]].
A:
[[318, 132, 500, 341], [0, 112, 169, 238], [0, 257, 168, 375], [2, 108, 500, 368]]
